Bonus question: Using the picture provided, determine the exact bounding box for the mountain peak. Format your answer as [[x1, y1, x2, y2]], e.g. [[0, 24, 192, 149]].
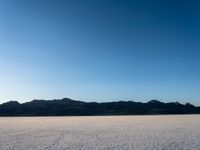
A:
[[2, 101, 20, 105], [147, 100, 163, 104]]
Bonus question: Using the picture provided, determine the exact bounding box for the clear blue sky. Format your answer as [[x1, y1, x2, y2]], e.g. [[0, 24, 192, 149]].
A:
[[0, 0, 200, 104]]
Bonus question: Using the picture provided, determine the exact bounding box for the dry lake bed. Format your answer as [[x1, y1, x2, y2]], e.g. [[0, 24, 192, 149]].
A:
[[0, 115, 200, 150]]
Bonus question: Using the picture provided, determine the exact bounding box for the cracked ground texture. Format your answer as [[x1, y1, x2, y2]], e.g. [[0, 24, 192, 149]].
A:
[[0, 115, 200, 150]]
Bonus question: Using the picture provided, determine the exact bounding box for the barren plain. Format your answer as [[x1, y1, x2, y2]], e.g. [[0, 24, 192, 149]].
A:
[[0, 115, 200, 150]]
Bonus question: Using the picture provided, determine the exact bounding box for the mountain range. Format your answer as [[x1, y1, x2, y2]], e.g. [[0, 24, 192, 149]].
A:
[[0, 98, 199, 116]]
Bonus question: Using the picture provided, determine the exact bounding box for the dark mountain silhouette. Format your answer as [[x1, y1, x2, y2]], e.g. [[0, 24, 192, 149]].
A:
[[0, 98, 199, 116]]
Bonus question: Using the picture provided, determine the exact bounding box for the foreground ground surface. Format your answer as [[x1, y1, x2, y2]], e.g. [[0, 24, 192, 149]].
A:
[[0, 115, 200, 150]]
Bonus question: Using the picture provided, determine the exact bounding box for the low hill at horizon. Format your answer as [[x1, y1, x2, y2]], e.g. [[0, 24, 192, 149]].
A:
[[0, 98, 199, 116]]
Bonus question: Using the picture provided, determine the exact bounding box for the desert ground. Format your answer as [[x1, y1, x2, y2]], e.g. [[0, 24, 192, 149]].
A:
[[0, 115, 200, 150]]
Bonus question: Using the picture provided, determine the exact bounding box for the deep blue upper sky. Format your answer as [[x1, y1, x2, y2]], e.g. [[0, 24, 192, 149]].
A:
[[0, 0, 200, 104]]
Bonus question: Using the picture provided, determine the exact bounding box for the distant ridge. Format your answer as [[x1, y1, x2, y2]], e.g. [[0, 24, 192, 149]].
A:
[[0, 98, 199, 116]]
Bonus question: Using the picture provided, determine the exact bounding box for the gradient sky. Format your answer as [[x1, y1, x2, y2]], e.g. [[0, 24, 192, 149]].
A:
[[0, 0, 200, 104]]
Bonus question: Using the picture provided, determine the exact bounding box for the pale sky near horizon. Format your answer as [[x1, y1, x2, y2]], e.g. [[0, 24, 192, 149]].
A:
[[0, 0, 200, 105]]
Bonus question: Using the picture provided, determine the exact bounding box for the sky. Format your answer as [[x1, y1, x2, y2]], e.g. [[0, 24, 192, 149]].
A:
[[0, 0, 200, 104]]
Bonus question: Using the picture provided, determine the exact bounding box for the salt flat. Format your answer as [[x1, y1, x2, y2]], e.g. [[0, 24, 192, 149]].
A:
[[0, 115, 200, 150]]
